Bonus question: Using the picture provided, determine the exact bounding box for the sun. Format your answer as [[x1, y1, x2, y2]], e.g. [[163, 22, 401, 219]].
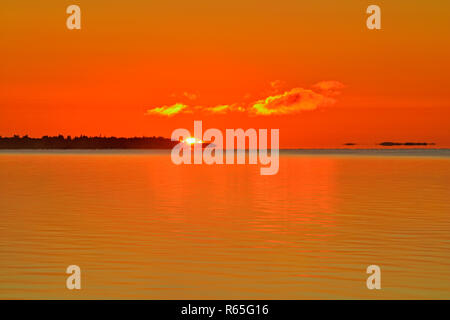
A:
[[183, 137, 203, 145]]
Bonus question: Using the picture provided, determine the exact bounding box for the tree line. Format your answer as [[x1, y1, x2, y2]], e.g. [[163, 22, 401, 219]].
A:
[[0, 135, 178, 149]]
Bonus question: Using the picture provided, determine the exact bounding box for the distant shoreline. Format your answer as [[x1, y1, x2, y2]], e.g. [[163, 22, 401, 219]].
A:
[[1, 148, 449, 152], [0, 135, 177, 149], [0, 135, 444, 150]]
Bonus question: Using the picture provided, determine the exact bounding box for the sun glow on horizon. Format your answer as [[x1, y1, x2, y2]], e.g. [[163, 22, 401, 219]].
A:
[[183, 137, 203, 145]]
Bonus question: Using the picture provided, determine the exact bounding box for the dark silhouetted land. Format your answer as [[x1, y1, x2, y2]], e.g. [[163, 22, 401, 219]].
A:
[[379, 142, 436, 146], [0, 135, 178, 149]]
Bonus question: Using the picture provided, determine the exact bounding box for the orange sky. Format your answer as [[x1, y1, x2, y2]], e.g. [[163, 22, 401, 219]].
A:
[[1, 1, 449, 147]]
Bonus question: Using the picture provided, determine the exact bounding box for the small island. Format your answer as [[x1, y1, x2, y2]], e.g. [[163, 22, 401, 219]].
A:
[[379, 142, 436, 147]]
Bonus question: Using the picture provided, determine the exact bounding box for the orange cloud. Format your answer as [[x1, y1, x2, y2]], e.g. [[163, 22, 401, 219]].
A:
[[312, 80, 345, 96], [145, 81, 344, 116], [145, 103, 189, 117], [252, 87, 333, 115]]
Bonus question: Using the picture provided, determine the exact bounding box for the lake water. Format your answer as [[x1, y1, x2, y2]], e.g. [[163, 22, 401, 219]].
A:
[[1, 150, 449, 299]]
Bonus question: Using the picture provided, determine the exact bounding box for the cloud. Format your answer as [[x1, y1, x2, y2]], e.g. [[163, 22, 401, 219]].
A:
[[204, 104, 231, 114], [312, 80, 345, 96], [145, 81, 344, 116], [251, 87, 335, 115], [145, 103, 188, 117]]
